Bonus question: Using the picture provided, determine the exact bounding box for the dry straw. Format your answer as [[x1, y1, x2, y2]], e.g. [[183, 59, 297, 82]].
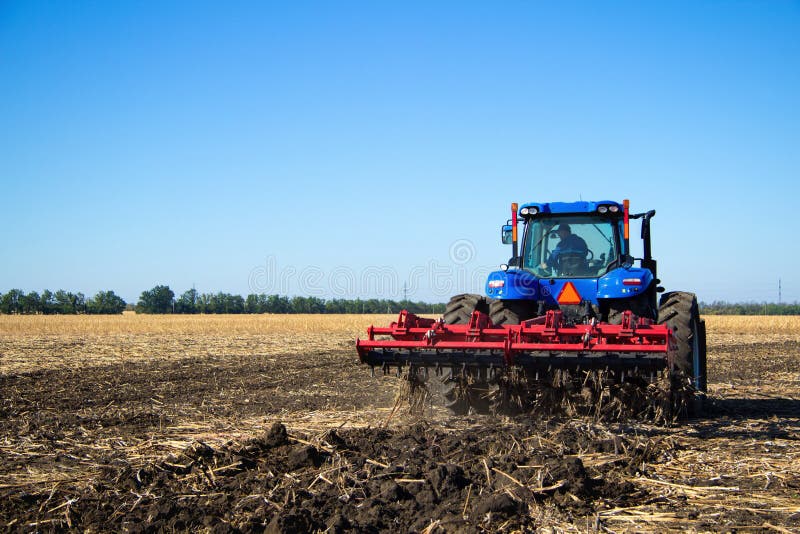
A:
[[0, 312, 397, 336], [1, 313, 798, 530]]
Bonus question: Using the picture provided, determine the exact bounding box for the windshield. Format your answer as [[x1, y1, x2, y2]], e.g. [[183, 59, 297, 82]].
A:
[[522, 216, 620, 278]]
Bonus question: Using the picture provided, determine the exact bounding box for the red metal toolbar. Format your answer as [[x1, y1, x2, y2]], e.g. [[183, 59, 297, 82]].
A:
[[357, 309, 674, 368]]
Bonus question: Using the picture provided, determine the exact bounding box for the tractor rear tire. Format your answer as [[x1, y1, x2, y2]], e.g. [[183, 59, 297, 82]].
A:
[[657, 292, 702, 376], [441, 373, 493, 415], [443, 293, 489, 325], [489, 299, 534, 326], [442, 375, 470, 415], [606, 293, 657, 324], [697, 318, 708, 392], [657, 291, 707, 417], [441, 294, 492, 415]]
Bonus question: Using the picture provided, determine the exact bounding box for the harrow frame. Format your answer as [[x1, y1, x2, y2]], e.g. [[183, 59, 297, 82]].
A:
[[357, 309, 676, 375]]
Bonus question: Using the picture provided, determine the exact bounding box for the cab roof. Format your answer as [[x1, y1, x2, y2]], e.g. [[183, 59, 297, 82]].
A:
[[520, 200, 623, 215]]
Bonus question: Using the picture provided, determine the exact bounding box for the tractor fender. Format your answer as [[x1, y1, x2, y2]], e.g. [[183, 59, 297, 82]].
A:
[[485, 269, 538, 300], [597, 267, 654, 299]]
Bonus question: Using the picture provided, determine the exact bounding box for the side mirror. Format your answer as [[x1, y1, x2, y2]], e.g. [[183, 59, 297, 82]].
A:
[[501, 224, 513, 245]]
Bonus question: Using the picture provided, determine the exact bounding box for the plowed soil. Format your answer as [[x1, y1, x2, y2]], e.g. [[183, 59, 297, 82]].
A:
[[1, 315, 798, 532]]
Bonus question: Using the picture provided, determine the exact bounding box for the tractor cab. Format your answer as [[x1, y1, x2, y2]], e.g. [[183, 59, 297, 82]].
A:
[[491, 200, 658, 321]]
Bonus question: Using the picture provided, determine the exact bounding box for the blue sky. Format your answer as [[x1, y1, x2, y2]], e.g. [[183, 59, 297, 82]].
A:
[[1, 1, 798, 304]]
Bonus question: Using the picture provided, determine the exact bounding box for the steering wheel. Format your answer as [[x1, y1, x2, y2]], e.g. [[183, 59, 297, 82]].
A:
[[561, 249, 593, 261], [557, 252, 590, 275]]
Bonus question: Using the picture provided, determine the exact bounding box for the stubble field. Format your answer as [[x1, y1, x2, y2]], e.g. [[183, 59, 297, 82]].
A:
[[0, 313, 798, 532]]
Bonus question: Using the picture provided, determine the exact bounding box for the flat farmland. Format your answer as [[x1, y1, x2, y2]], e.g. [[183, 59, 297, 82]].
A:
[[1, 313, 798, 532]]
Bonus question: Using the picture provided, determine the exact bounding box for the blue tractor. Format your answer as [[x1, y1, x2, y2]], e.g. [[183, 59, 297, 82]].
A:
[[357, 200, 707, 420]]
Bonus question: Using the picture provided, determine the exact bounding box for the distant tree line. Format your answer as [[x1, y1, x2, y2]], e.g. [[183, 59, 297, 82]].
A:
[[0, 289, 126, 314], [699, 301, 800, 315], [135, 285, 445, 315], [8, 286, 795, 316], [0, 285, 443, 315]]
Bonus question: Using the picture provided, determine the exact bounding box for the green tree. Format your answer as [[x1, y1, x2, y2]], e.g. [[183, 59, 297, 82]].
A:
[[245, 294, 261, 313], [265, 294, 290, 313], [40, 290, 56, 314], [19, 291, 41, 314], [226, 294, 245, 314], [208, 292, 224, 313], [325, 299, 347, 313], [87, 291, 126, 314], [176, 288, 198, 314], [290, 296, 325, 313], [699, 300, 800, 315], [196, 293, 211, 313], [137, 285, 175, 314], [0, 289, 24, 314], [54, 290, 84, 314]]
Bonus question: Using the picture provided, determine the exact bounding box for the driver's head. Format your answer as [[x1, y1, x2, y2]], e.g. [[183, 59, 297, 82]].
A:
[[555, 224, 571, 238]]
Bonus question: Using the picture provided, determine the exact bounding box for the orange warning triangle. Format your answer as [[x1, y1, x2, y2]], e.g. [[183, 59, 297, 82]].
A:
[[557, 282, 582, 305]]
